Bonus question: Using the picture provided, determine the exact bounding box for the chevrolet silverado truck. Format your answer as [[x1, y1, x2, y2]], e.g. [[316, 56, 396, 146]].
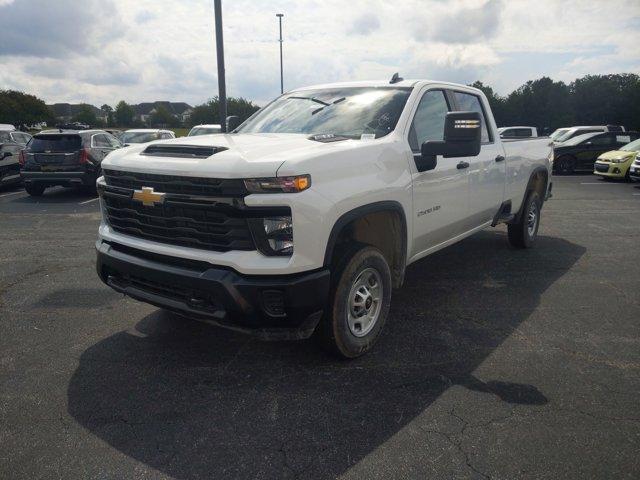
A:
[[95, 78, 553, 358]]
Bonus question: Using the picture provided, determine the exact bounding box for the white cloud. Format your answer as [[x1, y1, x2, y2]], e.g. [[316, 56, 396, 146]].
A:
[[0, 0, 638, 107]]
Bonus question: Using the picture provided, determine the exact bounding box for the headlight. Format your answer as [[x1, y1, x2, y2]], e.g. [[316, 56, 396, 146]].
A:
[[609, 156, 632, 164], [244, 175, 311, 193], [547, 150, 554, 163], [248, 215, 294, 256]]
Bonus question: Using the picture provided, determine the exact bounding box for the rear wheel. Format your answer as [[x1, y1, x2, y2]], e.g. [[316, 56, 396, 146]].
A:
[[508, 191, 541, 249], [555, 155, 575, 175], [315, 244, 392, 358], [24, 184, 45, 196]]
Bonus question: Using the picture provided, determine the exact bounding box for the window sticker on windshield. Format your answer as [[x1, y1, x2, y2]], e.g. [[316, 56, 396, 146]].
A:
[[360, 134, 376, 140], [617, 135, 631, 143]]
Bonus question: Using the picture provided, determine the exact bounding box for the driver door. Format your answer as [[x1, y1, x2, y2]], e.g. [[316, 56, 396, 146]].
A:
[[407, 88, 470, 259]]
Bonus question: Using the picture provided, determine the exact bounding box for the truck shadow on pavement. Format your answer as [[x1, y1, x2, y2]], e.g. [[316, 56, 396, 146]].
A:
[[67, 231, 584, 479]]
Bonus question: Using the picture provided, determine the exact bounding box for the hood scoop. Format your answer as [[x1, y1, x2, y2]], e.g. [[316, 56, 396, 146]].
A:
[[140, 144, 227, 158]]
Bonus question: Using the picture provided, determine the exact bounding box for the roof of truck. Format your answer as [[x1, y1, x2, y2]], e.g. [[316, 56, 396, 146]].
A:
[[291, 79, 481, 92]]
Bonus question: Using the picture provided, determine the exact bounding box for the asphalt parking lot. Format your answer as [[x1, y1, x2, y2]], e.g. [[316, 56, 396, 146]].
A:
[[1, 176, 639, 480]]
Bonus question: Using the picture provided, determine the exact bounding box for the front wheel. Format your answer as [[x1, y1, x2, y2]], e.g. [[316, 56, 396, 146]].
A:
[[508, 191, 541, 249], [316, 245, 392, 358], [555, 156, 575, 175], [24, 183, 45, 196]]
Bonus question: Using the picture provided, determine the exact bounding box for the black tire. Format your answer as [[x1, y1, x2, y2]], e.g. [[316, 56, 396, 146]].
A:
[[24, 183, 45, 196], [555, 155, 575, 175], [315, 244, 392, 358], [508, 191, 541, 249]]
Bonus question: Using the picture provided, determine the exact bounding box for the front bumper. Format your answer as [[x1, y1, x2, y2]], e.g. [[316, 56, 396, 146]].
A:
[[21, 170, 96, 187], [593, 162, 627, 178], [96, 240, 330, 340]]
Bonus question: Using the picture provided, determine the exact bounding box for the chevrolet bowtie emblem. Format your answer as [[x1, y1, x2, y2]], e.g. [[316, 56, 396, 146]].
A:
[[132, 186, 166, 207]]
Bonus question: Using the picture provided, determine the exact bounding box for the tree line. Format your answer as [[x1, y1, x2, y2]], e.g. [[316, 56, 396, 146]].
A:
[[1, 73, 639, 131], [471, 73, 640, 133]]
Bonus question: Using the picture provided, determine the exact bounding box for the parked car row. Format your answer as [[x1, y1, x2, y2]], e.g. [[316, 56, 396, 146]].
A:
[[552, 131, 640, 177], [0, 125, 32, 188]]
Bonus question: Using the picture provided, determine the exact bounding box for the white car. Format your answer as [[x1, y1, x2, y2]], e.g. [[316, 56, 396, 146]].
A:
[[120, 129, 175, 145], [96, 78, 552, 357], [0, 124, 16, 131], [552, 125, 625, 143], [498, 126, 538, 138], [188, 124, 222, 136]]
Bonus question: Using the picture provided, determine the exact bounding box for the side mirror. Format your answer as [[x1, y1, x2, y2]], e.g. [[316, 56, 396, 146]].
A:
[[1, 151, 11, 159], [419, 111, 482, 171], [226, 115, 240, 132]]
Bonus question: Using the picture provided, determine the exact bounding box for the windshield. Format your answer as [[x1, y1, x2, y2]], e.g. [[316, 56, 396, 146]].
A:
[[120, 132, 161, 144], [29, 135, 82, 152], [561, 132, 600, 146], [620, 138, 640, 151], [189, 127, 222, 136], [237, 87, 412, 139], [550, 129, 569, 141]]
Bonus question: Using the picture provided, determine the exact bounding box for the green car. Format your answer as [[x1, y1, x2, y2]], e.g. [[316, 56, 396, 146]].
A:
[[593, 138, 640, 180]]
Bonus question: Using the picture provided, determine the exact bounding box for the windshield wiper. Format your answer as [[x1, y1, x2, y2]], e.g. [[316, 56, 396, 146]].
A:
[[288, 96, 330, 106], [311, 97, 346, 116]]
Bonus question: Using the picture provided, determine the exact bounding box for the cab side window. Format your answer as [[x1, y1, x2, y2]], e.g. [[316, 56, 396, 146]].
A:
[[409, 90, 449, 152], [588, 134, 613, 146], [453, 91, 491, 143]]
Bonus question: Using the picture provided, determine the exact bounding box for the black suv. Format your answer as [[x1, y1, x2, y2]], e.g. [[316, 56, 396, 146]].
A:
[[1, 130, 32, 188], [20, 130, 122, 196]]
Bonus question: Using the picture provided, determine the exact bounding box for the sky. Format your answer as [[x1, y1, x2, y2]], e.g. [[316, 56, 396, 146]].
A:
[[0, 0, 639, 107]]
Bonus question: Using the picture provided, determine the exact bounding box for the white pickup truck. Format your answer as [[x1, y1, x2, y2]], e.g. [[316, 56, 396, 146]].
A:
[[96, 78, 553, 358]]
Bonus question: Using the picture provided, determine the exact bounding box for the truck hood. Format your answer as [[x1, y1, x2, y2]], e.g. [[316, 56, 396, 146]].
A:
[[102, 133, 364, 178]]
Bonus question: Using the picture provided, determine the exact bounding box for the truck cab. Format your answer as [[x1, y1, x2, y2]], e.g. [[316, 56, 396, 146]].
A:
[[96, 79, 552, 357]]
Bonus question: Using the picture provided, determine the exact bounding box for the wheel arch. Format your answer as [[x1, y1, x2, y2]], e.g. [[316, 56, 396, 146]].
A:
[[514, 166, 548, 221], [323, 201, 408, 288]]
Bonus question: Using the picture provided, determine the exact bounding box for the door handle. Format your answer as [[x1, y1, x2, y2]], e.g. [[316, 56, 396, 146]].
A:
[[457, 161, 470, 169], [495, 155, 505, 162]]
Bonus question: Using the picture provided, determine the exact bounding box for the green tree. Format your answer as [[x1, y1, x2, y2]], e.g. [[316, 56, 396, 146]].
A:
[[570, 74, 640, 130], [149, 105, 179, 127], [499, 77, 573, 132], [188, 96, 260, 127], [72, 104, 99, 126], [100, 104, 114, 126], [114, 100, 135, 127], [0, 90, 54, 127]]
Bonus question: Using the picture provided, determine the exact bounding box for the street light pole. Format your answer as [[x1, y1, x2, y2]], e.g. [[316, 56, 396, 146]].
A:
[[214, 0, 227, 132], [276, 13, 284, 94]]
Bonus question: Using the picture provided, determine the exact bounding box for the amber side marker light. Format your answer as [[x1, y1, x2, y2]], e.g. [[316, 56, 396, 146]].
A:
[[244, 175, 311, 193]]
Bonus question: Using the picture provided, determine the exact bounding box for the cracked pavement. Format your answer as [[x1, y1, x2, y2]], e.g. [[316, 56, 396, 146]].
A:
[[1, 178, 639, 479]]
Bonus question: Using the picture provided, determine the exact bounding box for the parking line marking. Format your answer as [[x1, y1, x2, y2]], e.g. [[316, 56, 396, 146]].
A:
[[79, 197, 99, 205], [580, 182, 625, 185], [0, 191, 24, 198]]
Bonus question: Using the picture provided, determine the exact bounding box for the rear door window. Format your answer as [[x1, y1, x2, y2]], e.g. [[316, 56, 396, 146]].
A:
[[29, 135, 82, 152], [452, 91, 491, 143], [92, 134, 110, 148]]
